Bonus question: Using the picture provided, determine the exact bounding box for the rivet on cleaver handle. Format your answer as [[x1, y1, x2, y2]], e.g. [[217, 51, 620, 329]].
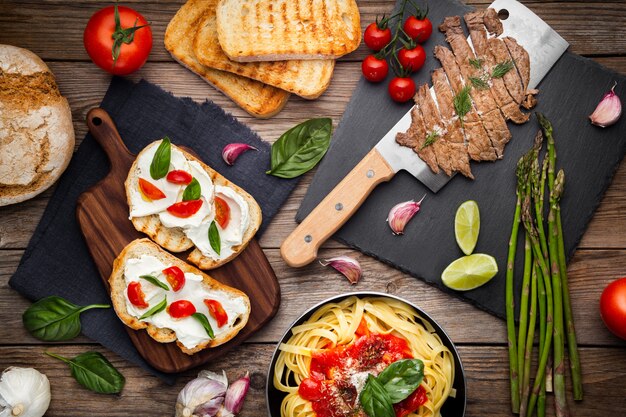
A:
[[280, 148, 395, 267]]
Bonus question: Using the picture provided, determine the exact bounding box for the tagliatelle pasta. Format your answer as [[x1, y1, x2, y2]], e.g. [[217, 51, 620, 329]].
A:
[[273, 296, 455, 417]]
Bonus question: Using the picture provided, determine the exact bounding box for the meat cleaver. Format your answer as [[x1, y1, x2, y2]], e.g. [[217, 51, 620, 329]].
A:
[[281, 0, 569, 267]]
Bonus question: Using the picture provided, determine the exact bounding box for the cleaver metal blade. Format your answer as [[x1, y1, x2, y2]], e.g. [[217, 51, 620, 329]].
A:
[[280, 0, 569, 267]]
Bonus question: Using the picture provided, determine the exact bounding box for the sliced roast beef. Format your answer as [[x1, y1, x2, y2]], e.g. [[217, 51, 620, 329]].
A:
[[396, 105, 440, 174], [431, 68, 464, 144], [483, 8, 503, 36], [488, 37, 525, 105], [503, 36, 537, 109]]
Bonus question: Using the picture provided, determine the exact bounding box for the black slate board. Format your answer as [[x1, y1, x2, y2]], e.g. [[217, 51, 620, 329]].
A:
[[297, 0, 626, 320]]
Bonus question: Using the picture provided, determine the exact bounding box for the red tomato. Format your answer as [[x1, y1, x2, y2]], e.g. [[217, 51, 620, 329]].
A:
[[167, 200, 203, 218], [166, 170, 192, 185], [394, 386, 428, 417], [138, 178, 166, 200], [83, 5, 152, 75], [403, 16, 433, 44], [298, 378, 323, 401], [364, 22, 392, 51], [355, 317, 370, 337], [162, 266, 185, 292], [600, 277, 626, 340], [168, 300, 196, 319], [204, 299, 229, 327], [362, 55, 389, 83], [127, 281, 149, 309], [214, 196, 231, 229], [388, 77, 416, 103], [398, 44, 426, 72]]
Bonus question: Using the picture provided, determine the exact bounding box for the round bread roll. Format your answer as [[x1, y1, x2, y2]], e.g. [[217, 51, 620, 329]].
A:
[[0, 44, 75, 206]]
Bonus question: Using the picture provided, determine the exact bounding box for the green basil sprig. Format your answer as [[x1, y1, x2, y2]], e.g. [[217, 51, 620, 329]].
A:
[[22, 296, 110, 341], [266, 118, 332, 179], [209, 220, 221, 255], [182, 177, 201, 201], [46, 351, 125, 394], [192, 313, 215, 339], [139, 297, 167, 320], [360, 375, 395, 417], [140, 275, 169, 291], [376, 359, 425, 403], [150, 136, 171, 180]]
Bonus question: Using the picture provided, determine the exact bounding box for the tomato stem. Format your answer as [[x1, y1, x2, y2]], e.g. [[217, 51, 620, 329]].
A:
[[110, 4, 150, 68]]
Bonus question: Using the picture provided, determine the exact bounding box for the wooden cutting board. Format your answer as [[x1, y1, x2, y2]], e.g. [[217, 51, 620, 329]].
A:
[[76, 108, 280, 373]]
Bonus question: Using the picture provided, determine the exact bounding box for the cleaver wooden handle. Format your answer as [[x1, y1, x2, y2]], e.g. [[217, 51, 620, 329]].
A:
[[281, 148, 395, 267]]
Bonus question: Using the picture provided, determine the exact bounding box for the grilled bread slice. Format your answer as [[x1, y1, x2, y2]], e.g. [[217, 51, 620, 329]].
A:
[[165, 0, 290, 118], [126, 140, 262, 270], [216, 0, 361, 62], [193, 9, 335, 99], [109, 239, 251, 355]]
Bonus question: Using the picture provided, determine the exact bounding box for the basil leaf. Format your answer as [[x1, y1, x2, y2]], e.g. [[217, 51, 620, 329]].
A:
[[208, 220, 221, 255], [376, 359, 425, 403], [22, 296, 110, 341], [150, 136, 171, 179], [182, 177, 201, 201], [360, 374, 395, 417], [192, 313, 215, 339], [47, 351, 125, 394], [139, 297, 167, 320], [139, 275, 169, 291], [266, 118, 332, 179]]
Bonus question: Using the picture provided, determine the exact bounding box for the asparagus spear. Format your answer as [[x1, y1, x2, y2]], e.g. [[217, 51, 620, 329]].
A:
[[537, 264, 547, 417], [520, 261, 539, 417], [517, 233, 533, 400]]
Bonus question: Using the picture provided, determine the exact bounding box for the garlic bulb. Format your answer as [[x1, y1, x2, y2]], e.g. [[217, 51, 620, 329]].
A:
[[0, 367, 50, 417], [176, 372, 227, 417]]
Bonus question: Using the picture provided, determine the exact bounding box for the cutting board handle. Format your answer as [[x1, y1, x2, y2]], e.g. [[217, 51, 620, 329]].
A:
[[86, 108, 134, 177], [281, 148, 395, 267]]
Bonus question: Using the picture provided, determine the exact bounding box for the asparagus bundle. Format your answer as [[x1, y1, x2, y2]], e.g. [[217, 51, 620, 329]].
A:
[[506, 114, 583, 417]]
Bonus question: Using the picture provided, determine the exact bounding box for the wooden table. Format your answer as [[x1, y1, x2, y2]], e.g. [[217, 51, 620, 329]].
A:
[[1, 1, 625, 416]]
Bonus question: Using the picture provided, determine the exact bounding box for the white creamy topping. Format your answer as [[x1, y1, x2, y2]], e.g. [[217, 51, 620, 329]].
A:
[[123, 255, 248, 350], [350, 371, 371, 404]]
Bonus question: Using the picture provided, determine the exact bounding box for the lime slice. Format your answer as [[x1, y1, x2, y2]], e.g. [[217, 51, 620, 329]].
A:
[[455, 200, 480, 255], [441, 254, 498, 291]]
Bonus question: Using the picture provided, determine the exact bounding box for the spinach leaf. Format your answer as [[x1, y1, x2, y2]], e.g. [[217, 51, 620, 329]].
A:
[[150, 136, 171, 179], [360, 374, 395, 417], [376, 359, 425, 403], [182, 177, 201, 201], [22, 296, 110, 341], [266, 118, 332, 179], [139, 275, 169, 291], [192, 313, 215, 339], [46, 351, 125, 394], [139, 297, 167, 320], [208, 220, 221, 255]]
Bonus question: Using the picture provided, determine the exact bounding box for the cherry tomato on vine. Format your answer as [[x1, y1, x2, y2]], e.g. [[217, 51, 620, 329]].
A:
[[361, 55, 389, 83], [600, 277, 626, 340], [83, 5, 152, 75], [398, 44, 426, 72], [388, 77, 416, 103], [404, 15, 433, 44], [364, 22, 392, 51]]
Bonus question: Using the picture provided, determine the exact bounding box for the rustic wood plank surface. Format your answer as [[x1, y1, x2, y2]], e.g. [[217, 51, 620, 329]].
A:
[[0, 1, 625, 417]]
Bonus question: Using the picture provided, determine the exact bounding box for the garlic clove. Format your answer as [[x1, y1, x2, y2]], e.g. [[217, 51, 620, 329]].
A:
[[0, 367, 50, 417], [589, 82, 622, 128], [222, 143, 258, 166], [193, 396, 225, 417], [176, 376, 227, 417], [224, 372, 250, 415], [387, 195, 425, 235], [319, 256, 362, 285]]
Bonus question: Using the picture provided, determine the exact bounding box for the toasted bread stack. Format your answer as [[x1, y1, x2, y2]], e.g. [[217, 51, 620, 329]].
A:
[[165, 0, 361, 117]]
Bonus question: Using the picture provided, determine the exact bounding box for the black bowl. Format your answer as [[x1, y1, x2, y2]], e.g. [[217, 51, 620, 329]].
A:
[[266, 291, 467, 417]]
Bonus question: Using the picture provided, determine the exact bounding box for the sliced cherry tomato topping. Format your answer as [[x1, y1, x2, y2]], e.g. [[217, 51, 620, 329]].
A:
[[214, 196, 231, 229], [162, 266, 185, 292], [168, 300, 196, 319], [166, 170, 193, 185], [298, 378, 324, 401], [204, 299, 229, 327], [355, 317, 371, 337], [127, 281, 149, 309], [166, 199, 203, 218], [138, 178, 166, 201], [394, 385, 428, 417]]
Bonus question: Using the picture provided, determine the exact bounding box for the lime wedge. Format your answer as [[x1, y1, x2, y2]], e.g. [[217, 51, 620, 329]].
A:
[[455, 200, 480, 255], [441, 254, 498, 291]]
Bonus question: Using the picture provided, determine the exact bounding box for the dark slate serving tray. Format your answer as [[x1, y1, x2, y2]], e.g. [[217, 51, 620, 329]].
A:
[[297, 0, 626, 320]]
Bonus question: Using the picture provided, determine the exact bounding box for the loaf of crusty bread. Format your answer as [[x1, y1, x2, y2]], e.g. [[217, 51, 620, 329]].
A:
[[0, 44, 75, 206], [109, 239, 251, 354], [215, 0, 361, 62], [164, 0, 290, 118], [126, 140, 262, 270], [193, 1, 335, 99]]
